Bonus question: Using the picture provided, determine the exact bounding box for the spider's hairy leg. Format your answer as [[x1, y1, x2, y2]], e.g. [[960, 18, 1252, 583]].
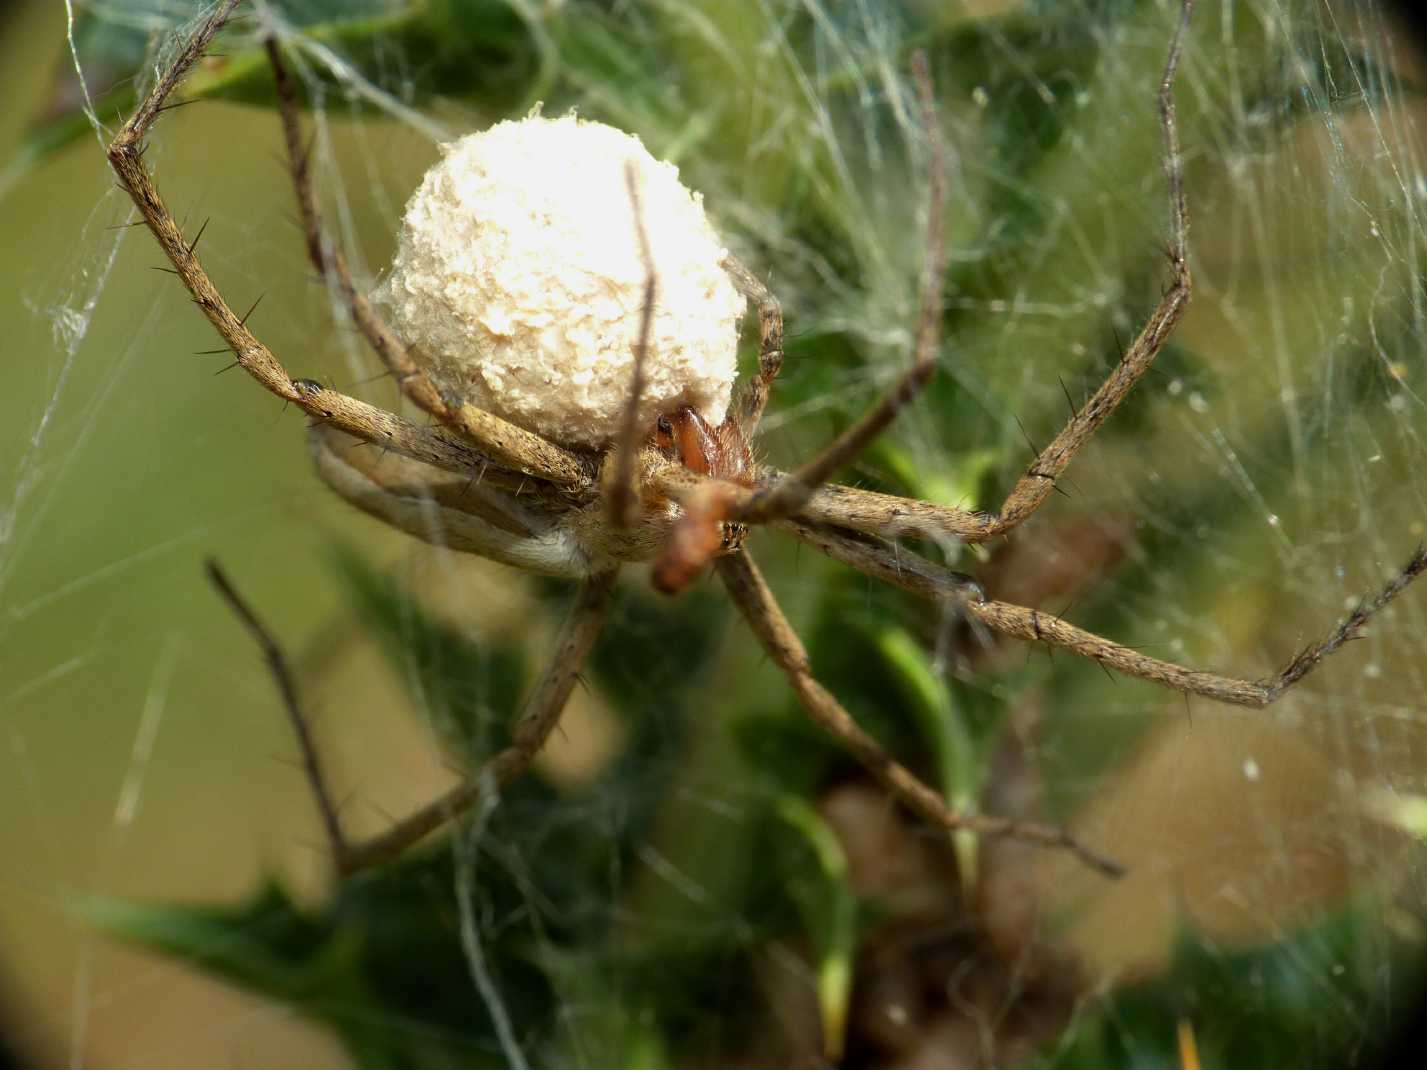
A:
[[211, 556, 618, 878], [263, 36, 593, 492], [747, 475, 998, 544], [605, 162, 658, 530], [107, 0, 293, 394], [104, 2, 537, 484], [972, 0, 1194, 537], [336, 568, 618, 875], [965, 551, 1427, 706], [292, 380, 544, 480], [710, 0, 1197, 552], [785, 518, 1427, 709], [724, 254, 784, 436], [309, 426, 596, 579], [651, 462, 999, 556], [1240, 544, 1427, 702], [715, 552, 1123, 878], [206, 559, 347, 863], [735, 51, 947, 527]]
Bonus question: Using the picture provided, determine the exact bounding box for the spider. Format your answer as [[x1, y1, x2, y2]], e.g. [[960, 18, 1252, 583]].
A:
[[110, 0, 1425, 880]]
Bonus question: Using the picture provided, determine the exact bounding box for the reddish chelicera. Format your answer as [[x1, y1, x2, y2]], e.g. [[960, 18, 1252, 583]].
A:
[[652, 406, 754, 592]]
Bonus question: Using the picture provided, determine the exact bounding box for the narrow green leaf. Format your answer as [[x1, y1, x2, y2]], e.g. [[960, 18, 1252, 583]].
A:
[[773, 794, 857, 1063], [873, 627, 980, 887]]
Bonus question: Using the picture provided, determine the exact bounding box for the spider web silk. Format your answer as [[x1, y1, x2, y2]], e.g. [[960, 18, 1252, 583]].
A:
[[1, 1, 1426, 1066]]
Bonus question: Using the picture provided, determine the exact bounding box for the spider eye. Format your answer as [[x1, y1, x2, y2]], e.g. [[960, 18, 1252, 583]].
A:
[[656, 415, 674, 435]]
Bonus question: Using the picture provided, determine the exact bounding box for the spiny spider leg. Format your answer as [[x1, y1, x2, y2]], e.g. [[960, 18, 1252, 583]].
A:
[[780, 517, 1427, 708], [648, 48, 943, 586], [716, 551, 1124, 877], [604, 163, 658, 530], [738, 50, 946, 526], [263, 35, 592, 492], [980, 0, 1193, 537], [335, 569, 617, 875], [264, 37, 419, 409], [307, 427, 591, 578], [206, 559, 347, 862], [106, 1, 523, 486], [736, 0, 1195, 546], [209, 559, 618, 878], [723, 254, 785, 436]]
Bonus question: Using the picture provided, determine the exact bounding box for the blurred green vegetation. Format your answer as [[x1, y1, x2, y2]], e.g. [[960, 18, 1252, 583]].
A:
[[3, 0, 1427, 1067]]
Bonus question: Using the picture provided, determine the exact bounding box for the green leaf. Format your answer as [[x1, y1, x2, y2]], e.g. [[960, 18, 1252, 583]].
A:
[[1038, 910, 1422, 1070], [874, 626, 980, 887], [772, 795, 857, 1063], [19, 0, 546, 172], [84, 863, 544, 1070]]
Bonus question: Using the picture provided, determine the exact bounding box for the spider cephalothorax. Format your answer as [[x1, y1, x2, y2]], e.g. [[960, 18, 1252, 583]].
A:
[[653, 406, 755, 485], [307, 406, 751, 585], [113, 0, 1425, 879]]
